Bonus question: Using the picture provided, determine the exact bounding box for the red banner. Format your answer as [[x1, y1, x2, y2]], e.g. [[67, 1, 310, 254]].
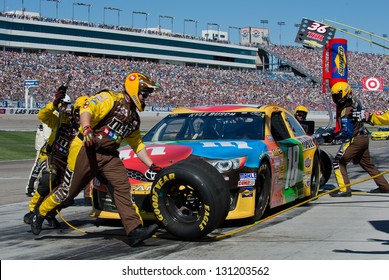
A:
[[362, 77, 384, 91]]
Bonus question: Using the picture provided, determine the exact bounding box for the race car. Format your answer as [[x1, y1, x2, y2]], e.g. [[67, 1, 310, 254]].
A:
[[91, 104, 332, 240], [371, 127, 389, 141]]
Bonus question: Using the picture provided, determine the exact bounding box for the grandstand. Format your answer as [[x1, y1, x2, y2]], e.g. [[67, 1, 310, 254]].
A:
[[0, 12, 388, 114], [0, 13, 257, 69]]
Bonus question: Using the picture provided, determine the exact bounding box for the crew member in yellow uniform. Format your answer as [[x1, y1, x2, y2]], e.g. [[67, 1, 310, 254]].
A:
[[24, 92, 88, 227], [352, 108, 389, 125], [294, 105, 310, 133], [294, 105, 309, 122], [31, 73, 162, 247]]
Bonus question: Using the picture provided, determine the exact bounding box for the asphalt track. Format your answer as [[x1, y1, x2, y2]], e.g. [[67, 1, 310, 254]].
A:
[[1, 115, 389, 261]]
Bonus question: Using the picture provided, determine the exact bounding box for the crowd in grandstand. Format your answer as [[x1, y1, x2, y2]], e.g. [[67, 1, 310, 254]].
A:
[[265, 45, 389, 85], [1, 11, 388, 113], [0, 47, 388, 112], [0, 12, 220, 43]]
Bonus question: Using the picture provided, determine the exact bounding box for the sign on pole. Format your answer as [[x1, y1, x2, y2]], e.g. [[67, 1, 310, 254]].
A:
[[295, 18, 336, 48], [24, 80, 39, 87], [24, 80, 40, 109]]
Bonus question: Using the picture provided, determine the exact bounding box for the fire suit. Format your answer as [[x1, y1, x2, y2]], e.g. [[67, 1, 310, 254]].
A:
[[27, 102, 78, 216], [369, 109, 389, 125], [333, 99, 389, 193], [37, 90, 147, 235]]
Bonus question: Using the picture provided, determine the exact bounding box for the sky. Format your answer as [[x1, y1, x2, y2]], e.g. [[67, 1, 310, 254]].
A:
[[3, 0, 388, 54]]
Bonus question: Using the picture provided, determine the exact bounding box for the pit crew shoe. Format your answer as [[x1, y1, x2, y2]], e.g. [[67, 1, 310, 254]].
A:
[[369, 188, 389, 193], [330, 191, 352, 197], [23, 211, 34, 224], [31, 212, 45, 235], [128, 224, 159, 247], [46, 217, 61, 229]]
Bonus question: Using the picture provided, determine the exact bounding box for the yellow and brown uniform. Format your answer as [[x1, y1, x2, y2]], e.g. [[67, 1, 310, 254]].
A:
[[369, 109, 389, 126], [27, 102, 77, 213], [333, 100, 389, 193], [37, 90, 145, 235]]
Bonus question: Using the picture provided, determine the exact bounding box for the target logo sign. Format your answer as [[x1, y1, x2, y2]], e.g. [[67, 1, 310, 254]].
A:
[[362, 77, 384, 91]]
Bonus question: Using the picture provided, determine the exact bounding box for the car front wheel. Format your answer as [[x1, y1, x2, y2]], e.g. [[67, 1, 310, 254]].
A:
[[151, 158, 230, 240]]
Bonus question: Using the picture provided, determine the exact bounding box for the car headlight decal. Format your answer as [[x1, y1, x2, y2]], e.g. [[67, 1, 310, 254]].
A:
[[206, 157, 246, 173]]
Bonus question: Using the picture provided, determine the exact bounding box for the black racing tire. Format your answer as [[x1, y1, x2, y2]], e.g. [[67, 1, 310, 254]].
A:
[[310, 152, 320, 198], [319, 150, 333, 187], [151, 158, 230, 240], [253, 161, 271, 221]]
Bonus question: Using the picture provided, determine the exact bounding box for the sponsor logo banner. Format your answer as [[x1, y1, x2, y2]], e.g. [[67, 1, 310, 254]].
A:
[[362, 77, 384, 91]]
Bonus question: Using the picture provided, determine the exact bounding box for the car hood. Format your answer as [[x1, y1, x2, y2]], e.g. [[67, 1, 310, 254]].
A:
[[119, 140, 268, 173]]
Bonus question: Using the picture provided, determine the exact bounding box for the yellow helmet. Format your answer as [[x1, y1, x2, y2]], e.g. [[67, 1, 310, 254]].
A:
[[331, 82, 352, 104], [294, 105, 308, 121], [294, 105, 308, 115], [124, 73, 158, 112]]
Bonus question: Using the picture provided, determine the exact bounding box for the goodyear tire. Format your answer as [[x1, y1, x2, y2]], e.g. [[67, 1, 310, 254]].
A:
[[151, 158, 230, 240], [253, 161, 271, 221], [310, 152, 320, 198], [319, 149, 333, 187]]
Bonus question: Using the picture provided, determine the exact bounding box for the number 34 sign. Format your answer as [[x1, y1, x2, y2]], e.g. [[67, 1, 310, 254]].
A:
[[362, 77, 384, 92]]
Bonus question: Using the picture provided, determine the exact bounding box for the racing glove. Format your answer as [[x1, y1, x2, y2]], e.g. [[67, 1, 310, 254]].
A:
[[53, 85, 68, 107], [351, 108, 372, 125], [82, 125, 95, 147], [321, 130, 334, 143], [145, 164, 163, 181]]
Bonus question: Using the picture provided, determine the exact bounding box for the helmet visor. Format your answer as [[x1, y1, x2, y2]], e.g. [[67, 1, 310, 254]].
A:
[[332, 92, 342, 104]]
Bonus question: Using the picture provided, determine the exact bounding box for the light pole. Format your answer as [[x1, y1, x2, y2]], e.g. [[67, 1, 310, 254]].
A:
[[132, 11, 149, 30], [277, 21, 285, 45], [159, 15, 174, 34], [46, 0, 60, 19], [104, 6, 122, 26], [260, 20, 269, 43], [72, 2, 91, 23], [228, 26, 240, 44], [383, 34, 388, 54], [260, 19, 268, 28], [207, 23, 220, 41], [184, 19, 198, 38], [355, 30, 362, 52]]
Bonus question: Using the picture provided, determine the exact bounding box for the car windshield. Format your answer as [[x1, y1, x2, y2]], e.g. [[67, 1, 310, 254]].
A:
[[143, 112, 265, 142]]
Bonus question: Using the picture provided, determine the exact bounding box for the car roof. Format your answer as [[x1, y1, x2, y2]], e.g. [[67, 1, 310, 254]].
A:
[[171, 104, 286, 114]]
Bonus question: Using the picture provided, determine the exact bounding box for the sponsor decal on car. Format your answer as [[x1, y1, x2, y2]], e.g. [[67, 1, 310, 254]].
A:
[[241, 187, 254, 198], [304, 155, 312, 168], [299, 136, 316, 151], [239, 173, 257, 179], [238, 179, 256, 187]]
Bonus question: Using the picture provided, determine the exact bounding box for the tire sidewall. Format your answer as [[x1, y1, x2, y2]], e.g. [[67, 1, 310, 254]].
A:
[[151, 159, 229, 240]]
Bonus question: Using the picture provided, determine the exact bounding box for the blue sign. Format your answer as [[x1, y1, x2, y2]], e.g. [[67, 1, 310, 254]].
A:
[[24, 80, 39, 87], [0, 100, 8, 107]]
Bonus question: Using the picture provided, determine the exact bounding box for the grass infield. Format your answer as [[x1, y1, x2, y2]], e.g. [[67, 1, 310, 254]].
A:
[[0, 131, 36, 161], [0, 130, 145, 162]]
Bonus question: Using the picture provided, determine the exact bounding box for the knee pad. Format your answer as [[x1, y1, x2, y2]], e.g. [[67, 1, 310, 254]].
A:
[[37, 171, 58, 196]]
